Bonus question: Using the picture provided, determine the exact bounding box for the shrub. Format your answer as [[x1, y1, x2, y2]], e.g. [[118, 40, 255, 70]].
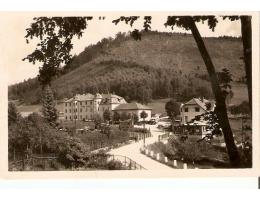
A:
[[107, 160, 124, 170], [151, 136, 228, 164]]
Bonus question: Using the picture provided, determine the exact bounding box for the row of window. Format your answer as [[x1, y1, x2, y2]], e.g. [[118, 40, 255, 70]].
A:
[[64, 106, 110, 113], [181, 107, 200, 112], [65, 115, 93, 120], [65, 108, 94, 113], [65, 101, 93, 107]]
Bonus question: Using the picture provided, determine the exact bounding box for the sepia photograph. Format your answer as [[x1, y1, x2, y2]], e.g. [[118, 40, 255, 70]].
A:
[[4, 13, 253, 172]]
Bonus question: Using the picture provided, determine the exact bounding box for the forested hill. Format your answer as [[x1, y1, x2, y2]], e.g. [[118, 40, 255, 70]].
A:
[[9, 31, 246, 105]]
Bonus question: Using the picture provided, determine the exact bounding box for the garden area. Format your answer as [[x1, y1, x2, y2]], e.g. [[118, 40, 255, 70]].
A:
[[142, 132, 252, 169], [8, 102, 150, 171]]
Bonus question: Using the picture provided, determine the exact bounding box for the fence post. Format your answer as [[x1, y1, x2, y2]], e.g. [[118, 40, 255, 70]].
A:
[[156, 153, 160, 161], [165, 156, 168, 163], [173, 160, 177, 167], [129, 160, 132, 170], [183, 163, 188, 169], [150, 151, 154, 158], [145, 149, 149, 155], [22, 159, 25, 170]]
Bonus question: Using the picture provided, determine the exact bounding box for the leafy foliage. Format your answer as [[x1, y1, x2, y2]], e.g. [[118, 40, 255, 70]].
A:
[[23, 17, 92, 85], [103, 109, 112, 122], [165, 99, 179, 119], [112, 111, 120, 122], [140, 111, 148, 120], [230, 101, 250, 115], [217, 68, 233, 99]]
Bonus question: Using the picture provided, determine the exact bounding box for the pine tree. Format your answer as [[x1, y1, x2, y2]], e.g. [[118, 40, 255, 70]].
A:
[[8, 102, 21, 126], [41, 85, 58, 126]]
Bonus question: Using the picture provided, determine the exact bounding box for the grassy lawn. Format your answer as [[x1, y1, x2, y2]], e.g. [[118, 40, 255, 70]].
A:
[[229, 118, 252, 144], [230, 83, 249, 105], [17, 103, 63, 112], [60, 120, 95, 130], [74, 126, 130, 151], [147, 98, 170, 115]]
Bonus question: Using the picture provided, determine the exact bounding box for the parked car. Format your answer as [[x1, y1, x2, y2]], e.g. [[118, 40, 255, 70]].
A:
[[147, 119, 157, 125], [157, 117, 172, 129]]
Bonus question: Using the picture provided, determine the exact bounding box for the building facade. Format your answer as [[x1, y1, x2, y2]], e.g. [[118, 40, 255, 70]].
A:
[[179, 97, 215, 137], [180, 97, 214, 124], [112, 102, 152, 122], [61, 93, 126, 121]]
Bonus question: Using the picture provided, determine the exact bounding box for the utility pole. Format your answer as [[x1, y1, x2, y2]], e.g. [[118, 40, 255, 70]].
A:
[[241, 116, 245, 149], [74, 97, 77, 135], [40, 132, 42, 155], [142, 87, 144, 105]]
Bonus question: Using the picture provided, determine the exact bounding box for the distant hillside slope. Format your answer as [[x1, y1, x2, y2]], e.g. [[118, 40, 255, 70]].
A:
[[9, 31, 247, 105]]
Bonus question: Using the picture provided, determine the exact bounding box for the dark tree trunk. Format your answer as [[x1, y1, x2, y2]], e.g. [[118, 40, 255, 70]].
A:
[[187, 17, 241, 167], [240, 16, 252, 111]]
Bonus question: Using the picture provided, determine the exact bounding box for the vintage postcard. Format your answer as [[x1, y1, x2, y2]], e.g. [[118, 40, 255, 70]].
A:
[[0, 12, 259, 179]]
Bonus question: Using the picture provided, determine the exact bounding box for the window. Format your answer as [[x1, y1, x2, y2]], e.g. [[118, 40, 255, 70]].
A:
[[69, 116, 71, 120], [184, 108, 189, 112], [75, 115, 77, 119], [90, 101, 93, 105], [65, 103, 67, 107], [69, 103, 71, 106], [65, 116, 67, 120], [75, 109, 77, 112], [80, 108, 82, 112], [195, 107, 200, 112], [65, 109, 67, 113]]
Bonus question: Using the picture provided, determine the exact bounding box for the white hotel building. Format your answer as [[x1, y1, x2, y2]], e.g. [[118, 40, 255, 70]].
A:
[[61, 93, 127, 121]]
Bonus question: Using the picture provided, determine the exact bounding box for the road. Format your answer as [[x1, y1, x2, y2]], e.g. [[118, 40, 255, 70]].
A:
[[108, 124, 173, 170]]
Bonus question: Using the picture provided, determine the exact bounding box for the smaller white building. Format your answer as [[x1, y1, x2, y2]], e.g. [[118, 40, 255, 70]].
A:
[[179, 97, 215, 138], [180, 97, 214, 124], [112, 102, 152, 122]]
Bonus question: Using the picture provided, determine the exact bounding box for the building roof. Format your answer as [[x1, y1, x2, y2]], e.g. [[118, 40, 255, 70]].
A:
[[113, 102, 152, 111], [100, 94, 127, 104], [64, 93, 95, 102], [181, 97, 215, 111], [63, 93, 126, 104]]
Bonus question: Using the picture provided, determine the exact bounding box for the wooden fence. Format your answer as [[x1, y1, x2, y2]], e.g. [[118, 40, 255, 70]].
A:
[[9, 154, 146, 171]]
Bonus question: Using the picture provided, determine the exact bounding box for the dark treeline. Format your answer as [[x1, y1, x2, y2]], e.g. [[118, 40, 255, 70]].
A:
[[9, 59, 213, 104]]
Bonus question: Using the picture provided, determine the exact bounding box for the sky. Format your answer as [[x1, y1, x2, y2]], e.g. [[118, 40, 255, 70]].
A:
[[0, 13, 241, 85]]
